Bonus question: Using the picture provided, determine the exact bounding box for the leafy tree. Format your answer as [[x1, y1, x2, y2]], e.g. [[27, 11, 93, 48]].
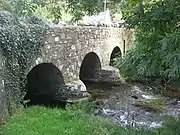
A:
[[0, 0, 38, 18], [66, 0, 125, 21], [0, 0, 66, 20], [65, 0, 104, 21], [117, 0, 180, 84], [0, 0, 125, 21]]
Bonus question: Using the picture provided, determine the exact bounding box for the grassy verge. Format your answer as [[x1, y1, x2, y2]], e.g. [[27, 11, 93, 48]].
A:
[[0, 101, 179, 135]]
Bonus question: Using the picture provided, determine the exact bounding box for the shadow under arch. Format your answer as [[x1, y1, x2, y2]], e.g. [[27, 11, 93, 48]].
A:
[[23, 63, 66, 107], [109, 46, 122, 66], [79, 52, 101, 84]]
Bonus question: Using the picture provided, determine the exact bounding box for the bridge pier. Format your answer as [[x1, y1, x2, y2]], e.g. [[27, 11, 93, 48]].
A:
[[80, 66, 121, 86]]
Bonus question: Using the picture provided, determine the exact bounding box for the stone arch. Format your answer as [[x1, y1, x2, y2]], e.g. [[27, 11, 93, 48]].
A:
[[109, 46, 122, 66], [24, 63, 66, 107], [79, 52, 101, 83]]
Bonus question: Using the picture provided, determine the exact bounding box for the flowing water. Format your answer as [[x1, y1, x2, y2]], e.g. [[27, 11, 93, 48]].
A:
[[85, 82, 180, 130]]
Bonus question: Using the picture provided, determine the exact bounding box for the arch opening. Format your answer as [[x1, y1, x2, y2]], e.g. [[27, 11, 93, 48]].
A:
[[109, 46, 122, 66], [79, 52, 101, 84], [23, 63, 66, 107]]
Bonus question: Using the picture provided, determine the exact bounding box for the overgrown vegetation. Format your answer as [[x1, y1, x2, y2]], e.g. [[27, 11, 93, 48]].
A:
[[0, 11, 47, 115], [0, 0, 124, 22], [117, 0, 180, 85]]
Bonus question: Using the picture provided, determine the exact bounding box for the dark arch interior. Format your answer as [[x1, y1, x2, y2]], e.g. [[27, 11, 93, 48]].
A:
[[79, 52, 101, 83], [109, 46, 122, 66], [23, 63, 66, 108]]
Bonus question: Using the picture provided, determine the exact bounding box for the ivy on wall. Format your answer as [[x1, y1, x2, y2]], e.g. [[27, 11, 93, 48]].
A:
[[0, 11, 47, 114]]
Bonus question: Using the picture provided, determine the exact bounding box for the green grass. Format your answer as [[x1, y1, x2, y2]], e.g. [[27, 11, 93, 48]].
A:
[[0, 101, 180, 135], [0, 106, 152, 135]]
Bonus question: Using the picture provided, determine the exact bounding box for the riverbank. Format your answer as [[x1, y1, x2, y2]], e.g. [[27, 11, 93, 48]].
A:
[[1, 81, 180, 135], [0, 105, 179, 135], [87, 81, 180, 130]]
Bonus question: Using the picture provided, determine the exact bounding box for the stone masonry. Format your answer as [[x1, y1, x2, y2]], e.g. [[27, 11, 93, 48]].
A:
[[0, 26, 134, 122], [29, 26, 134, 83]]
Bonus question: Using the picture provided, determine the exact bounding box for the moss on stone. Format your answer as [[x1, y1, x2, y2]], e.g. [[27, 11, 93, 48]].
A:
[[133, 99, 166, 112]]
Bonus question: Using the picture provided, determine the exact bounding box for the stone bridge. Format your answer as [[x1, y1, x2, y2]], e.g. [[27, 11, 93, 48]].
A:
[[0, 26, 134, 122], [30, 26, 134, 84]]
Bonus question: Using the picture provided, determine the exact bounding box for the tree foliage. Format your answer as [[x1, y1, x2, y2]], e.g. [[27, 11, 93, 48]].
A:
[[0, 0, 67, 20], [66, 0, 124, 21], [117, 0, 180, 83], [0, 0, 124, 21], [0, 0, 38, 18]]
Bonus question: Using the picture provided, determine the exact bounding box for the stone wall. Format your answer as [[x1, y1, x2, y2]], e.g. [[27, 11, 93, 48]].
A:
[[31, 26, 134, 83], [0, 26, 135, 122]]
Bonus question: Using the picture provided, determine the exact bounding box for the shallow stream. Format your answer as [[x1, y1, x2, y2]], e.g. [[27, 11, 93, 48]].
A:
[[86, 82, 180, 130]]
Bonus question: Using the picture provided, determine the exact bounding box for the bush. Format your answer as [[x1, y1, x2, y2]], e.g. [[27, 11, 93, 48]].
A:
[[118, 0, 180, 84]]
